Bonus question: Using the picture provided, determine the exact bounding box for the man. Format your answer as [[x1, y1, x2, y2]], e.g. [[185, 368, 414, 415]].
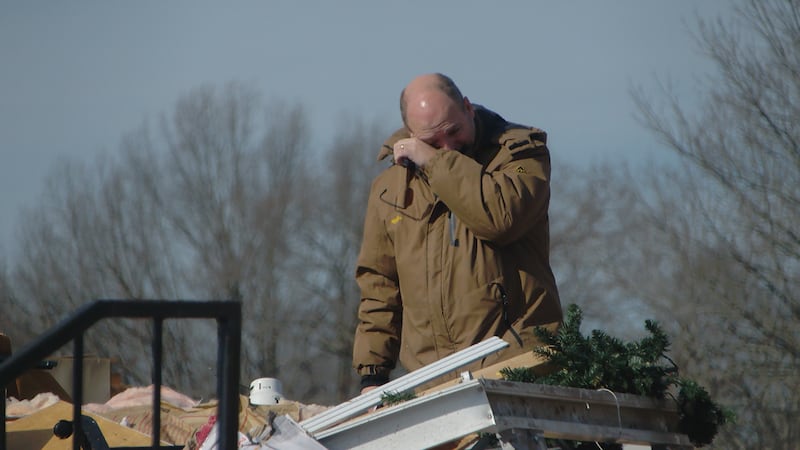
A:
[[353, 73, 562, 392]]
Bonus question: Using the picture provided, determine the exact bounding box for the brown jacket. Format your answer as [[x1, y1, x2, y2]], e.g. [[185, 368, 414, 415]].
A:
[[353, 106, 562, 380]]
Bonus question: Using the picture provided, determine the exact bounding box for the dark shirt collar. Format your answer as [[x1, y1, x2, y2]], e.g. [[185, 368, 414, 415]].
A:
[[466, 104, 506, 161]]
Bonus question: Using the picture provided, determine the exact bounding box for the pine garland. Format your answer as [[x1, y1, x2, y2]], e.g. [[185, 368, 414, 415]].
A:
[[500, 304, 733, 447], [379, 390, 416, 406]]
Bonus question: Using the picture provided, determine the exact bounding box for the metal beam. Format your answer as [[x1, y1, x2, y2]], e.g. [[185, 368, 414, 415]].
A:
[[317, 379, 493, 450], [300, 336, 509, 435], [315, 378, 695, 450]]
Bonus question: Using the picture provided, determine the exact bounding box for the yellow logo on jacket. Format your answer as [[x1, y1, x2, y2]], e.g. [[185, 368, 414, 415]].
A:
[[390, 215, 402, 224]]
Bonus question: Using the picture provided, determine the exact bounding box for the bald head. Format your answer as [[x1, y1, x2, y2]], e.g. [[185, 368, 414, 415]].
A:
[[399, 73, 475, 151], [400, 73, 465, 127]]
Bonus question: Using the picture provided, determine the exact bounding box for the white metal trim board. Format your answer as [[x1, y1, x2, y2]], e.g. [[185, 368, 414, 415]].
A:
[[299, 336, 509, 435], [317, 379, 493, 450]]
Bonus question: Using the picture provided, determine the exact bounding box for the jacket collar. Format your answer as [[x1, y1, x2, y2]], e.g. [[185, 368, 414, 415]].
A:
[[467, 105, 507, 163]]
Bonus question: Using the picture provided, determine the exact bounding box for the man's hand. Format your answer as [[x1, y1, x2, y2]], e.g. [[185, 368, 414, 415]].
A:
[[361, 385, 379, 395], [393, 138, 440, 168]]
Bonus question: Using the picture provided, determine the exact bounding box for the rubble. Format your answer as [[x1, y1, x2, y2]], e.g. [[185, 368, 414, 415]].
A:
[[5, 385, 331, 449]]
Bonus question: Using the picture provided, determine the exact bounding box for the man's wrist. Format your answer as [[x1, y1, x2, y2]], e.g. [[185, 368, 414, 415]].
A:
[[356, 363, 392, 389]]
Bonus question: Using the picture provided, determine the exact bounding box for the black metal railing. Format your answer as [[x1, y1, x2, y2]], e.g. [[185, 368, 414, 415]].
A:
[[0, 299, 241, 450]]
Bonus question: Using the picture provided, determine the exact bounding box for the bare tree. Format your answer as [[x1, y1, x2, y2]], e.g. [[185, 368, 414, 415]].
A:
[[6, 81, 399, 405], [144, 84, 319, 397], [630, 1, 799, 447], [10, 154, 165, 385], [291, 116, 388, 402], [549, 162, 654, 336], [0, 259, 26, 341], [7, 83, 320, 398]]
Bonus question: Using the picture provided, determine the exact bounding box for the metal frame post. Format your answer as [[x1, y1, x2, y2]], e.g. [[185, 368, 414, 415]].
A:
[[0, 299, 242, 450]]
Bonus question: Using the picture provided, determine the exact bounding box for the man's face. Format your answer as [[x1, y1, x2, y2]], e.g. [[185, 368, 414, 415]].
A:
[[406, 92, 475, 152]]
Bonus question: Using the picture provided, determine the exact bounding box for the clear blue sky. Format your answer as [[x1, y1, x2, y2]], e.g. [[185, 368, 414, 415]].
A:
[[0, 1, 732, 258]]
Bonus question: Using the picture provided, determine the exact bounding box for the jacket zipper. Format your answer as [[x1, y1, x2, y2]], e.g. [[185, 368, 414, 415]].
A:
[[495, 283, 524, 347], [449, 211, 459, 247]]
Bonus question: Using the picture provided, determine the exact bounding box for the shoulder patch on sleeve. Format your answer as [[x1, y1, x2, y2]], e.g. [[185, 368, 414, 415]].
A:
[[501, 127, 533, 150], [529, 130, 547, 146], [508, 140, 530, 151], [501, 126, 547, 154]]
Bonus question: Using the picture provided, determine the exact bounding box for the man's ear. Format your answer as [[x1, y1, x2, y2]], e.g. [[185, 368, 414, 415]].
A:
[[463, 97, 474, 117]]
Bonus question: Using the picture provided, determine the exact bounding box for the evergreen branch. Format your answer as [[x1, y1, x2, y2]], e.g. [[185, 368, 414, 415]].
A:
[[499, 304, 731, 447]]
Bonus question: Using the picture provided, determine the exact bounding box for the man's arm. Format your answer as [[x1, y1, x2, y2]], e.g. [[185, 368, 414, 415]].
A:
[[424, 130, 551, 246], [352, 181, 402, 390]]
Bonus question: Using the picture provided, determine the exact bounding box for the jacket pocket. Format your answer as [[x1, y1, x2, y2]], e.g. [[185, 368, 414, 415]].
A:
[[378, 169, 433, 220], [446, 279, 507, 345]]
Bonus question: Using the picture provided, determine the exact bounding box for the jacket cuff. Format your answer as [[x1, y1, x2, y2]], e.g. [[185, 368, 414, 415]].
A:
[[356, 363, 392, 377]]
